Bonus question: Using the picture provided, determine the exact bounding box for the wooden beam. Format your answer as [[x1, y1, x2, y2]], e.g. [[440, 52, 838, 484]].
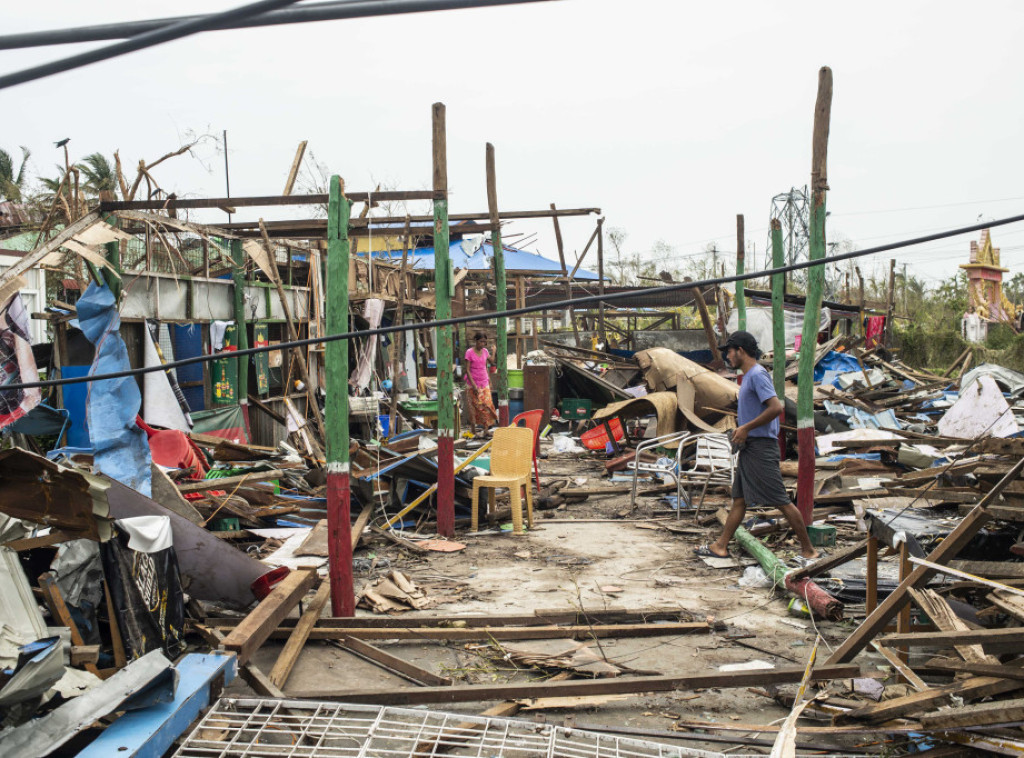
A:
[[919, 696, 1024, 729], [787, 539, 868, 583], [289, 664, 860, 706], [176, 469, 284, 493], [268, 579, 331, 688], [221, 567, 317, 665], [282, 141, 307, 196], [215, 621, 713, 642], [880, 627, 1024, 648], [38, 572, 100, 676], [827, 457, 1024, 664], [836, 672, 1024, 724], [924, 658, 1024, 681], [216, 607, 690, 630], [338, 636, 451, 686], [869, 641, 929, 692]]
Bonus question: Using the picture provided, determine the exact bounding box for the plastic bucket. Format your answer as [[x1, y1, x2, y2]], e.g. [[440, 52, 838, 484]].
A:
[[508, 369, 524, 388], [379, 414, 390, 437]]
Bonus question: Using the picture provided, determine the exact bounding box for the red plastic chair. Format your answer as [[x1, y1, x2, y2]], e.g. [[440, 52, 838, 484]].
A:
[[511, 409, 543, 492]]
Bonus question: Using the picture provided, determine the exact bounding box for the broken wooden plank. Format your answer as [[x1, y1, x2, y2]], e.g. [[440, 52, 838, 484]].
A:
[[221, 567, 317, 665], [216, 621, 714, 642], [289, 664, 861, 706], [835, 673, 1024, 724], [923, 658, 1024, 681], [560, 486, 631, 497], [949, 560, 1024, 580], [338, 636, 451, 687], [869, 641, 929, 692], [268, 579, 331, 689], [176, 469, 285, 493], [908, 587, 997, 665], [880, 627, 1024, 648], [919, 696, 1024, 729], [1, 531, 74, 551], [826, 457, 1024, 665], [38, 572, 101, 676], [369, 524, 428, 553], [787, 539, 869, 583], [989, 589, 1024, 622], [210, 607, 692, 630]]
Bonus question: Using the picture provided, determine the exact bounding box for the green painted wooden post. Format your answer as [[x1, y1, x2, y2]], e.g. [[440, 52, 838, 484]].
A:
[[770, 220, 786, 397], [486, 143, 508, 426], [433, 103, 456, 537], [736, 214, 746, 331], [796, 67, 833, 524], [104, 240, 122, 300], [230, 238, 251, 438], [326, 174, 354, 616], [771, 219, 786, 458]]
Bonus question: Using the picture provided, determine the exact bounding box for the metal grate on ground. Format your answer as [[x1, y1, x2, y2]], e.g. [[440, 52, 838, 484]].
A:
[[173, 698, 745, 758]]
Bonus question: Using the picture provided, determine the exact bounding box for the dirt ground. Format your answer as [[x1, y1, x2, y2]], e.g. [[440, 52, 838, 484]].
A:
[[227, 446, 895, 755]]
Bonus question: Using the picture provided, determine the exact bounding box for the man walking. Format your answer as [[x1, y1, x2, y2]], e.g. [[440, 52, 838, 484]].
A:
[[698, 331, 820, 561]]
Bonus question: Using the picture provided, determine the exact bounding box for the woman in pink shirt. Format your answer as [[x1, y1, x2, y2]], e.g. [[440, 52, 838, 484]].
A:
[[464, 332, 498, 436]]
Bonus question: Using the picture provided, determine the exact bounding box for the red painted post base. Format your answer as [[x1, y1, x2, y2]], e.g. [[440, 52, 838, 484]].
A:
[[436, 434, 455, 537], [795, 426, 815, 524], [326, 468, 354, 617], [498, 401, 509, 427]]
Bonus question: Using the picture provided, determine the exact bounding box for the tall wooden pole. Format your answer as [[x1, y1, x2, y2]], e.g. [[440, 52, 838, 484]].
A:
[[856, 266, 865, 337], [736, 214, 746, 331], [387, 217, 412, 438], [796, 66, 833, 524], [432, 103, 456, 538], [230, 238, 252, 439], [885, 258, 896, 348], [550, 204, 580, 346], [597, 217, 607, 345], [326, 175, 354, 617], [771, 219, 786, 458], [486, 144, 509, 426]]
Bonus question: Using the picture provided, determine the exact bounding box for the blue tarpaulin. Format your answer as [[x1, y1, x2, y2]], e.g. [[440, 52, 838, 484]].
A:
[[814, 351, 863, 388], [368, 240, 600, 279], [78, 282, 152, 496]]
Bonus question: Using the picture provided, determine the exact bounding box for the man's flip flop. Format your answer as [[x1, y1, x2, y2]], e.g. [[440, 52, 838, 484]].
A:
[[695, 544, 728, 559]]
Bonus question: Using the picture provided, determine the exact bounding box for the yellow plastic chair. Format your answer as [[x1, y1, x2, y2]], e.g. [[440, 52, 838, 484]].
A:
[[470, 426, 535, 535]]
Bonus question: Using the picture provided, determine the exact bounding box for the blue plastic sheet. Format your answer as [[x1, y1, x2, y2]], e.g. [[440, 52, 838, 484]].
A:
[[813, 351, 862, 387], [78, 283, 152, 496]]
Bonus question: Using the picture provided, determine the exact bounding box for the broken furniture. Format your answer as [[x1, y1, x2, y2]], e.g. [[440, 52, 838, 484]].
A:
[[512, 408, 543, 491], [677, 433, 735, 514], [627, 430, 691, 509], [471, 426, 535, 534]]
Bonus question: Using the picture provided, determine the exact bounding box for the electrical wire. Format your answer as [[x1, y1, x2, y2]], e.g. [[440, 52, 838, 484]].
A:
[[0, 0, 307, 91], [0, 0, 553, 51], [7, 208, 1024, 393]]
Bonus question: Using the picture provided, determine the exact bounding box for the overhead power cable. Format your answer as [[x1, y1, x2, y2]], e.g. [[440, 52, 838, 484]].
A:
[[0, 0, 553, 53], [0, 0, 306, 91], [5, 209, 1023, 393]]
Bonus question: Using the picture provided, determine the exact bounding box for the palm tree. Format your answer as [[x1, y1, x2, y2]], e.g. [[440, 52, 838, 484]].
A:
[[0, 146, 31, 202], [78, 152, 117, 198]]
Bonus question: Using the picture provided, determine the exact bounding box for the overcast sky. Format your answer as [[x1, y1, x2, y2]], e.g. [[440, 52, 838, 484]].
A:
[[4, 0, 1024, 289]]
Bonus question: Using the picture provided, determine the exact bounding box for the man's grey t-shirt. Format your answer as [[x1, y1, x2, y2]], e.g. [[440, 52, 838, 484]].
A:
[[737, 363, 780, 439]]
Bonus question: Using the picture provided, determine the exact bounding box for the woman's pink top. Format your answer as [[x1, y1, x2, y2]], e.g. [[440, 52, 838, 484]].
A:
[[464, 348, 490, 387]]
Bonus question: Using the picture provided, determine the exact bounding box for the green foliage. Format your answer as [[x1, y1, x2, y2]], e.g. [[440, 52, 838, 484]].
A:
[[77, 153, 117, 198], [0, 146, 31, 202]]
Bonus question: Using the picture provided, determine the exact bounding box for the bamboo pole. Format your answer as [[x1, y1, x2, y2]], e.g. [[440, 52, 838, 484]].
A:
[[486, 144, 509, 426], [736, 214, 746, 331], [326, 175, 354, 617], [795, 66, 832, 524], [433, 102, 455, 538]]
